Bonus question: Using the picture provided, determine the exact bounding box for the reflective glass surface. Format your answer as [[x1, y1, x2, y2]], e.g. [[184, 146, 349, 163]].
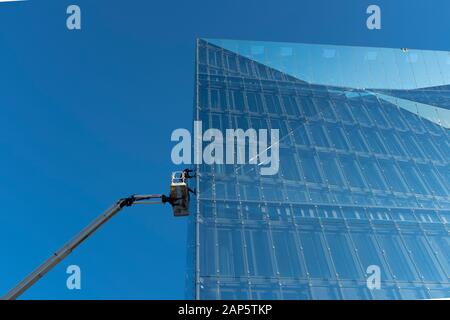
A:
[[187, 39, 450, 300]]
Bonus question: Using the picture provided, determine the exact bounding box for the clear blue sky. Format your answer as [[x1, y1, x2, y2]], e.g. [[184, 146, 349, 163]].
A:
[[0, 0, 449, 299]]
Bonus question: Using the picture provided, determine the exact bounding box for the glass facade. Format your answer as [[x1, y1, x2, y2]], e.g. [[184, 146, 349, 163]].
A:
[[187, 39, 450, 300]]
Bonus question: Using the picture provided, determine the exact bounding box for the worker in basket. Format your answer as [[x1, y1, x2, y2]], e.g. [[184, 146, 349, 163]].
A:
[[168, 169, 196, 216]]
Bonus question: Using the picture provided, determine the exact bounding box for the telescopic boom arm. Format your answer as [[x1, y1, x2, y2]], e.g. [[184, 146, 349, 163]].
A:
[[2, 194, 165, 300]]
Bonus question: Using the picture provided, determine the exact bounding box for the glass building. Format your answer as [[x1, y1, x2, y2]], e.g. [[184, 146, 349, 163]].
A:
[[186, 38, 450, 299]]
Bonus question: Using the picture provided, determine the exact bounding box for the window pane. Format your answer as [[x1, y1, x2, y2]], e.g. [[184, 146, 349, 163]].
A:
[[247, 92, 262, 113], [307, 123, 330, 148], [319, 152, 345, 186], [272, 231, 304, 278], [339, 155, 367, 189], [299, 231, 332, 279], [351, 232, 392, 280], [326, 233, 360, 279], [264, 94, 281, 114], [417, 163, 448, 197], [245, 229, 274, 277], [299, 153, 323, 184], [359, 157, 387, 191], [345, 126, 369, 153], [402, 235, 445, 282], [397, 161, 429, 195], [377, 233, 419, 281], [299, 96, 319, 119], [378, 160, 409, 193], [326, 123, 349, 150], [290, 121, 310, 146], [218, 228, 246, 277], [427, 235, 450, 278]]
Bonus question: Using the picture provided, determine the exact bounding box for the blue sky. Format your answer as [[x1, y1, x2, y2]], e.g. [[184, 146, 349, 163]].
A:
[[0, 0, 449, 299]]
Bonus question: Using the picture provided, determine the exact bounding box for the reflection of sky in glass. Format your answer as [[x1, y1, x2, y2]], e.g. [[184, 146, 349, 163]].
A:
[[374, 92, 450, 129], [195, 39, 450, 300], [207, 39, 450, 90]]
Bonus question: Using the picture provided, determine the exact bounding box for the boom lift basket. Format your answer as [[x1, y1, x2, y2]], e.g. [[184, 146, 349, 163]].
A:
[[169, 171, 190, 216]]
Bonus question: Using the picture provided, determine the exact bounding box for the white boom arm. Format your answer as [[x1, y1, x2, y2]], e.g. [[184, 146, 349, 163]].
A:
[[2, 194, 163, 300]]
